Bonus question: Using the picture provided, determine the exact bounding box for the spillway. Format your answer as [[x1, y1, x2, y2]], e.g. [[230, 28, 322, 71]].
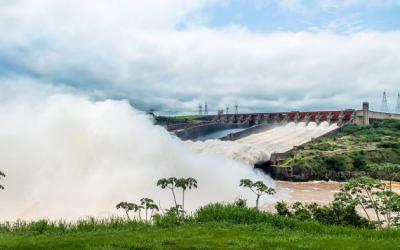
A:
[[186, 122, 338, 165]]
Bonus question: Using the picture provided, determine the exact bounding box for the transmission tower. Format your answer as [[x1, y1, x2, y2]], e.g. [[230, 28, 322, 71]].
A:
[[396, 92, 400, 113], [225, 105, 230, 115], [204, 102, 208, 115], [198, 104, 203, 115], [381, 91, 389, 113], [234, 103, 239, 115]]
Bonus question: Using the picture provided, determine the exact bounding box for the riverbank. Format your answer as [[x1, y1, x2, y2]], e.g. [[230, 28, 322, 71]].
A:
[[268, 119, 400, 182]]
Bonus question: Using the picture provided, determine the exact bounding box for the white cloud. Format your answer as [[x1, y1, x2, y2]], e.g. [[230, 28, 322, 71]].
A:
[[1, 0, 400, 113], [276, 0, 400, 10]]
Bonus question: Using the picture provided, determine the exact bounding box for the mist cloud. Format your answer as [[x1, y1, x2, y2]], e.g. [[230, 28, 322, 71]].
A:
[[0, 81, 275, 220]]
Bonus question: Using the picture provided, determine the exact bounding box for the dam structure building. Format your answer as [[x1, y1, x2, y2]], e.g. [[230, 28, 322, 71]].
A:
[[171, 102, 400, 141]]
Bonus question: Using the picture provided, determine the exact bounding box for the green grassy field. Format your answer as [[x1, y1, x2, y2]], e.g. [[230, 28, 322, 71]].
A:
[[1, 222, 399, 250], [1, 204, 400, 250]]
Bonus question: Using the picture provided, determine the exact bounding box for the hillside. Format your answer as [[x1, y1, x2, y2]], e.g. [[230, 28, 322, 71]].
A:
[[281, 119, 400, 181]]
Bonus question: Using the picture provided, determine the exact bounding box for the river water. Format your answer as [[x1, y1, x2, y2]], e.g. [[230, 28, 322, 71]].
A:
[[263, 181, 400, 215], [194, 128, 246, 141]]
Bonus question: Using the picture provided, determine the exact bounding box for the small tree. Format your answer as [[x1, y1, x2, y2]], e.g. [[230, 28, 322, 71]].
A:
[[116, 202, 134, 220], [339, 177, 400, 228], [240, 179, 276, 209], [148, 203, 159, 219], [132, 203, 144, 220], [377, 164, 400, 191], [0, 171, 5, 190], [140, 198, 158, 221], [157, 177, 178, 206], [175, 177, 198, 210]]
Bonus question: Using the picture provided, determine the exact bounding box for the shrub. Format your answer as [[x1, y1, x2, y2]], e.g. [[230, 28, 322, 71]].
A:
[[309, 142, 337, 151], [377, 142, 400, 149], [274, 201, 371, 228], [194, 203, 269, 224], [275, 201, 291, 217], [351, 153, 368, 171], [291, 202, 312, 221], [31, 220, 50, 235], [153, 213, 185, 228], [233, 197, 247, 207], [324, 156, 347, 172]]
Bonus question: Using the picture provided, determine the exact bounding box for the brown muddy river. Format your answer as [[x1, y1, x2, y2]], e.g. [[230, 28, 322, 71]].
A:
[[264, 181, 400, 212]]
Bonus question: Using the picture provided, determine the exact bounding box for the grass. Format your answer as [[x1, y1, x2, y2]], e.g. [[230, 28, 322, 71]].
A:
[[155, 115, 212, 126], [2, 223, 400, 250], [1, 204, 400, 249]]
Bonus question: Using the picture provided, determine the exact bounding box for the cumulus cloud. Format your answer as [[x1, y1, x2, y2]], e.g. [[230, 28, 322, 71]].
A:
[[0, 0, 399, 114]]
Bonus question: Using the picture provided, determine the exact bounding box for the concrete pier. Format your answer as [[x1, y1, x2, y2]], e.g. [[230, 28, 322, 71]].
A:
[[363, 102, 369, 126]]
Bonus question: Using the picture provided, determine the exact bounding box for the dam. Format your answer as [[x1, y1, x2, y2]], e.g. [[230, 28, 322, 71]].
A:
[[168, 102, 400, 166]]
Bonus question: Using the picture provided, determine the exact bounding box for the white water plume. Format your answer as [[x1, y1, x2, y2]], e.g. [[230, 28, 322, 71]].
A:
[[0, 83, 273, 221], [187, 122, 338, 165]]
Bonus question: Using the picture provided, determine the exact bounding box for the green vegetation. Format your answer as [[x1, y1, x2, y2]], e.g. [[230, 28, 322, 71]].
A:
[[239, 179, 276, 209], [154, 115, 209, 125], [1, 203, 400, 249], [1, 176, 399, 249], [157, 177, 198, 210], [282, 119, 400, 181], [175, 177, 198, 210], [275, 177, 400, 229]]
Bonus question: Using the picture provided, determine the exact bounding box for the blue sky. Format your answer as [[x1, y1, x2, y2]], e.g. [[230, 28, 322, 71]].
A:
[[0, 0, 400, 114], [198, 1, 400, 32]]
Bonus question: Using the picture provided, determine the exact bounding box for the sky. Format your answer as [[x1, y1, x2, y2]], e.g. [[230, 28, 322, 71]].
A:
[[0, 0, 400, 114]]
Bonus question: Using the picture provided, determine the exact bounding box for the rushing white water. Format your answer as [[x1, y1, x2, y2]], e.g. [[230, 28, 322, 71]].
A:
[[187, 122, 338, 165], [0, 84, 274, 221]]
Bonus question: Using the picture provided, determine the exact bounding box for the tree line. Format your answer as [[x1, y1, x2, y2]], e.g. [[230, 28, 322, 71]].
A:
[[1, 168, 399, 229], [117, 176, 400, 229]]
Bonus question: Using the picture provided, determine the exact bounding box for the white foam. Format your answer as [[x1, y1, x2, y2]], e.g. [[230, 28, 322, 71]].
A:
[[187, 122, 338, 165]]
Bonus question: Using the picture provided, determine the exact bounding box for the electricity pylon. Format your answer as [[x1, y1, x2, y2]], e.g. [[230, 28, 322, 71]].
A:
[[381, 91, 389, 113], [396, 92, 400, 113], [234, 103, 239, 115]]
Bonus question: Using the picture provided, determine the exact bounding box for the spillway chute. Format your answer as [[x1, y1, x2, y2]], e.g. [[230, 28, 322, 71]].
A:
[[186, 122, 339, 166]]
